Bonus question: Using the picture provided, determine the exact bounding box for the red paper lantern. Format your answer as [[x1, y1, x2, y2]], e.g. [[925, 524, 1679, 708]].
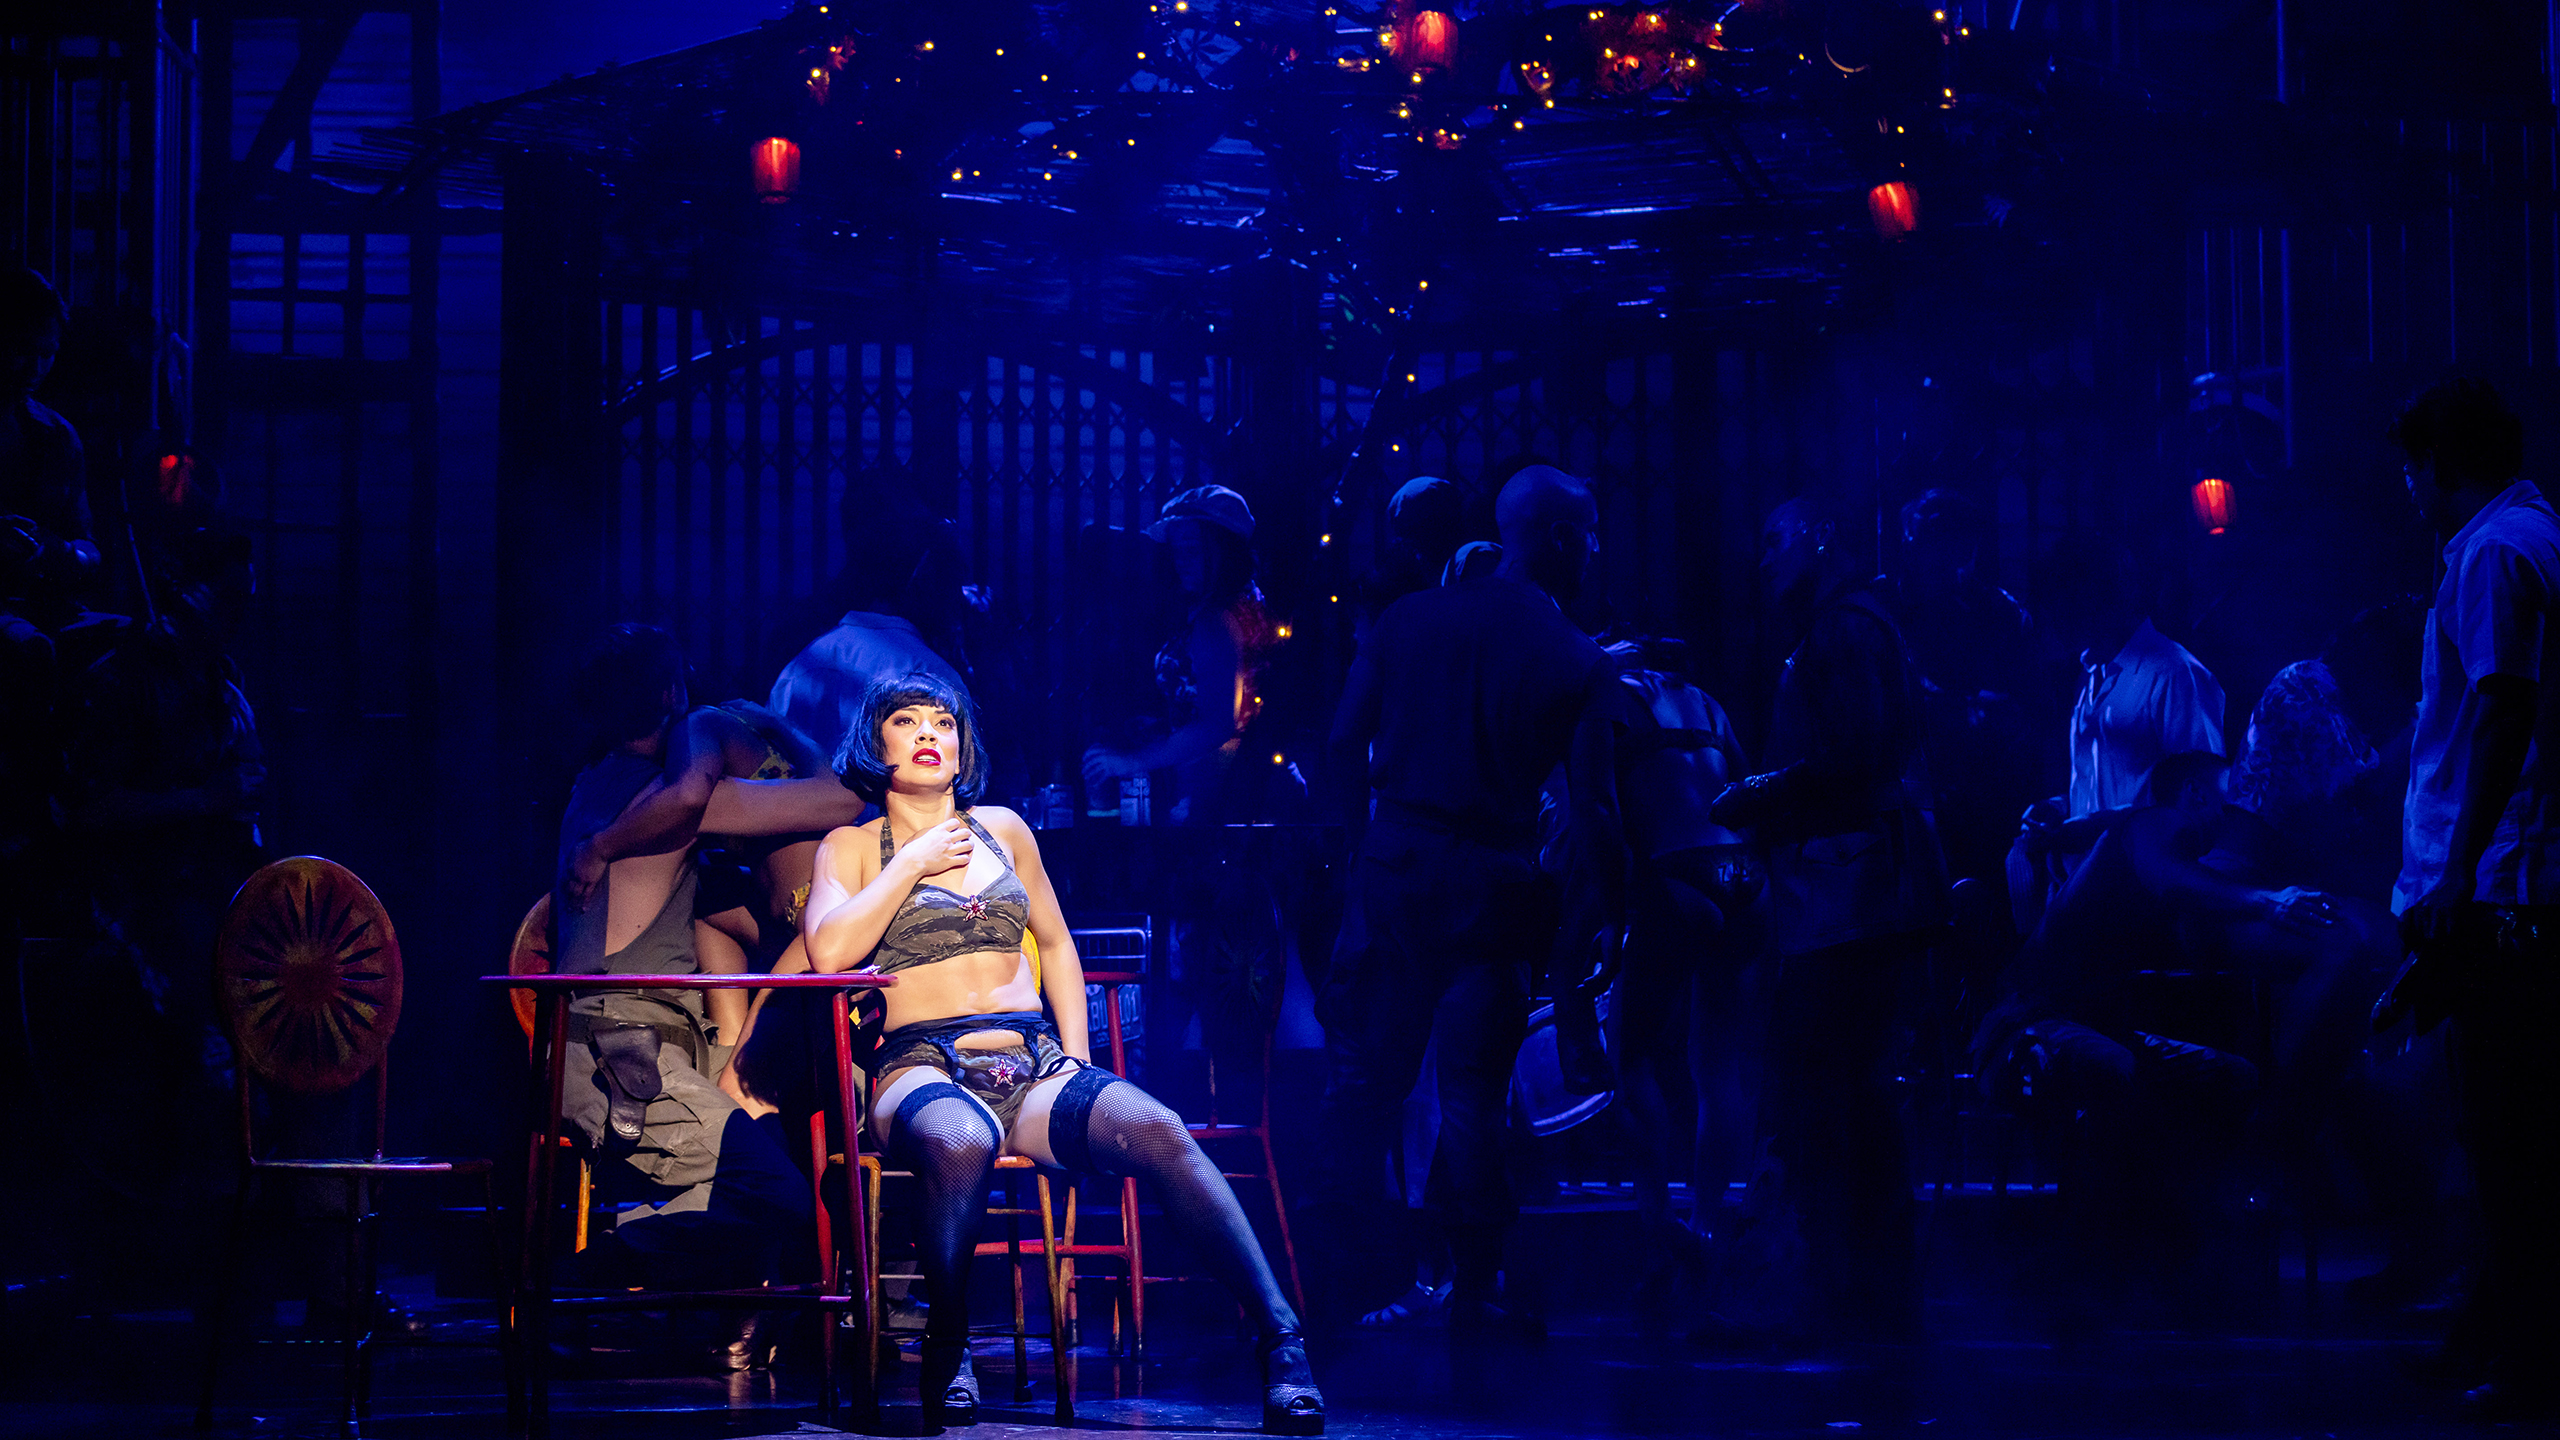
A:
[[1402, 10, 1459, 69], [752, 137, 802, 204], [1868, 181, 1918, 239], [157, 451, 194, 505], [2191, 476, 2235, 534]]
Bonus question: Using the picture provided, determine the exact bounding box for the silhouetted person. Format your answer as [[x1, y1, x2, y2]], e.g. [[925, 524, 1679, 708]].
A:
[[1314, 464, 1625, 1333], [2311, 595, 2434, 902], [2274, 599, 2463, 1312], [1976, 752, 2324, 1328], [1352, 476, 1473, 639], [1569, 636, 1762, 1326], [1084, 485, 1289, 824], [2042, 532, 2225, 818], [62, 567, 265, 1042], [2229, 660, 2388, 898], [0, 264, 108, 847], [563, 690, 861, 1129], [2222, 662, 2455, 1321], [2005, 534, 2228, 938], [550, 625, 841, 1320], [1888, 489, 2041, 880], [1389, 475, 1468, 590], [2377, 379, 2560, 1420], [1443, 539, 1501, 584], [1710, 497, 1948, 1341]]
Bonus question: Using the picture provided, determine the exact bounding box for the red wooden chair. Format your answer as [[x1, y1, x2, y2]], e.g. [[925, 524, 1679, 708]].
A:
[[1036, 920, 1304, 1360], [507, 896, 596, 1255], [844, 931, 1074, 1418], [493, 952, 893, 1428]]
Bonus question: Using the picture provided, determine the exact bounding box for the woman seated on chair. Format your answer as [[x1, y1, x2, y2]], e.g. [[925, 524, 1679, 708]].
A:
[[802, 671, 1323, 1435]]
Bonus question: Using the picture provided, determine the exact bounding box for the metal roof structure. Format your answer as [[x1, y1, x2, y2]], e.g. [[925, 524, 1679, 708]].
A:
[[315, 0, 1901, 348]]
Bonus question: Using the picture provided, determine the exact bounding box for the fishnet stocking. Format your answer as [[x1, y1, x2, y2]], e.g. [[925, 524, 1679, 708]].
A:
[[1076, 1082, 1300, 1336], [890, 1090, 999, 1340]]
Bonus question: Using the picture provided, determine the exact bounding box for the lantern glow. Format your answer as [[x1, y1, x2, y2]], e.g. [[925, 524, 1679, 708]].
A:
[[1402, 10, 1460, 69], [2191, 477, 2235, 534], [157, 451, 195, 505], [753, 137, 802, 203], [1868, 181, 1918, 239]]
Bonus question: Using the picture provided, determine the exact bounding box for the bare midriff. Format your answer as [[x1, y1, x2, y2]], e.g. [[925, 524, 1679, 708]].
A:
[[874, 947, 1041, 1043]]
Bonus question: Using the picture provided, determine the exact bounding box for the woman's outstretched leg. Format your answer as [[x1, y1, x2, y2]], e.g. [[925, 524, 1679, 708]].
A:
[[884, 1081, 1000, 1423], [1042, 1069, 1322, 1434]]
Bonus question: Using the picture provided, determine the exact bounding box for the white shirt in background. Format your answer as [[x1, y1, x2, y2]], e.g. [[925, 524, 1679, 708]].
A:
[[2069, 619, 2227, 818], [2396, 480, 2560, 913]]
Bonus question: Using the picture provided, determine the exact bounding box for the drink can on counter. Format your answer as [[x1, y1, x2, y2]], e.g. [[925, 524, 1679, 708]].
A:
[[1036, 782, 1075, 829], [1119, 773, 1151, 826]]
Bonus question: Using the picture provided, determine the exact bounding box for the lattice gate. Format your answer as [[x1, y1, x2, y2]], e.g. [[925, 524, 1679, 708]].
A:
[[601, 305, 1234, 785]]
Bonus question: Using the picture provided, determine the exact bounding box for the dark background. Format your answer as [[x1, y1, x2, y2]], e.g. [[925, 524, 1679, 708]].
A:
[[9, 0, 2558, 1301]]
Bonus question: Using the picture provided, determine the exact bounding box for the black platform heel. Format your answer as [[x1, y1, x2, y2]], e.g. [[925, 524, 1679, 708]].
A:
[[920, 1336, 980, 1427], [709, 1310, 783, 1373], [1260, 1329, 1325, 1435]]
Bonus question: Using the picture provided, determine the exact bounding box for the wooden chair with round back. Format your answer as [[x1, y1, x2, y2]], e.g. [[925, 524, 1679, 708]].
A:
[[197, 856, 518, 1434]]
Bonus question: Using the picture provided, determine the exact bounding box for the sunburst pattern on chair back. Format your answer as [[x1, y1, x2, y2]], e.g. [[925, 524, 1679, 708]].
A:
[[215, 856, 404, 1094]]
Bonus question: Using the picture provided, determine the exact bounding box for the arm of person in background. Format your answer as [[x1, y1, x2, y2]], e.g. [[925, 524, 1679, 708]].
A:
[[558, 708, 740, 908], [1084, 608, 1245, 787], [801, 817, 976, 973], [1325, 628, 1385, 847], [2375, 670, 2533, 1035], [2150, 648, 2228, 772], [563, 708, 863, 909], [2405, 679, 2537, 942], [1, 513, 101, 594], [1710, 602, 1905, 833], [697, 776, 867, 837], [985, 808, 1091, 1063], [2119, 806, 2327, 926], [3, 415, 102, 594]]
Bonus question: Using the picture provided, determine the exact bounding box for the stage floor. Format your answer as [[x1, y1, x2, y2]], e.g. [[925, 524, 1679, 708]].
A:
[[8, 1295, 2548, 1440]]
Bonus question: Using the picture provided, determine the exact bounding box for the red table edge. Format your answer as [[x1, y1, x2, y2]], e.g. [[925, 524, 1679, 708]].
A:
[[482, 973, 898, 988]]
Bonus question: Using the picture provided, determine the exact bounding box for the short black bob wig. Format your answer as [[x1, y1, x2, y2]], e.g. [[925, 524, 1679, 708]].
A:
[[836, 671, 988, 808]]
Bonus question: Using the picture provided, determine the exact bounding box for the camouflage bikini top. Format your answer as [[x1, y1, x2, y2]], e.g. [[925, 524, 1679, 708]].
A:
[[870, 812, 1032, 975]]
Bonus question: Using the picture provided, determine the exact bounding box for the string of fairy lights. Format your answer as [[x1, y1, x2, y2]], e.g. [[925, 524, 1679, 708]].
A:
[[736, 0, 1982, 555], [753, 0, 1969, 249]]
